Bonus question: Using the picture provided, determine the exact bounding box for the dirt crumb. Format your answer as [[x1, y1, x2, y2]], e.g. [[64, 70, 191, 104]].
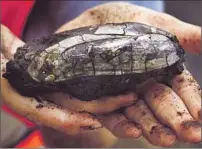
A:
[[198, 110, 201, 120], [36, 104, 44, 109], [150, 126, 158, 135], [89, 11, 95, 16], [177, 111, 183, 116], [141, 111, 147, 117], [177, 77, 184, 83]]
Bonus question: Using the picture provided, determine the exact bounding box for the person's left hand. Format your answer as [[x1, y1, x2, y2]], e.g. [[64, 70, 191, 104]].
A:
[[1, 23, 141, 142]]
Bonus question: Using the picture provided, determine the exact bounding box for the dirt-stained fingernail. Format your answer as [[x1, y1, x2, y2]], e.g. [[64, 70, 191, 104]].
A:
[[179, 120, 201, 143]]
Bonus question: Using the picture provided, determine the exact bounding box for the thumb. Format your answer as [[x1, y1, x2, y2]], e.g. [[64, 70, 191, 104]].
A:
[[139, 12, 201, 54], [1, 24, 25, 60]]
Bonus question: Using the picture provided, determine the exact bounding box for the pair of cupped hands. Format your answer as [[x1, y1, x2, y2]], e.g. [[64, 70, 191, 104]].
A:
[[1, 2, 201, 147]]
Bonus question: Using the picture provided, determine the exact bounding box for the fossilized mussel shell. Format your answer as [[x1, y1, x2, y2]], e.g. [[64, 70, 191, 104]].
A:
[[3, 22, 185, 101]]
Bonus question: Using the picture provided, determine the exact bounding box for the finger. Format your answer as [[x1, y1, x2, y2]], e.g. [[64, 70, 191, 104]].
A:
[[55, 2, 201, 54], [0, 77, 102, 135], [44, 92, 137, 114], [98, 112, 142, 138], [144, 82, 201, 143], [171, 70, 201, 123], [124, 100, 176, 147], [1, 24, 24, 59]]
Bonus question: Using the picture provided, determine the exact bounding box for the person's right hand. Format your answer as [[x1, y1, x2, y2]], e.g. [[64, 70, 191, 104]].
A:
[[1, 2, 201, 147], [46, 2, 202, 146]]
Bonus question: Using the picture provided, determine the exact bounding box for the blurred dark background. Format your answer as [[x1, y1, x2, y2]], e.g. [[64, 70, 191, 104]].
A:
[[166, 0, 201, 26], [165, 0, 202, 88]]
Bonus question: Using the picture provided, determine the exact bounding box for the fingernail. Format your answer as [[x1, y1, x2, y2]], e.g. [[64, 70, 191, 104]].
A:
[[149, 125, 176, 147], [179, 120, 201, 143]]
